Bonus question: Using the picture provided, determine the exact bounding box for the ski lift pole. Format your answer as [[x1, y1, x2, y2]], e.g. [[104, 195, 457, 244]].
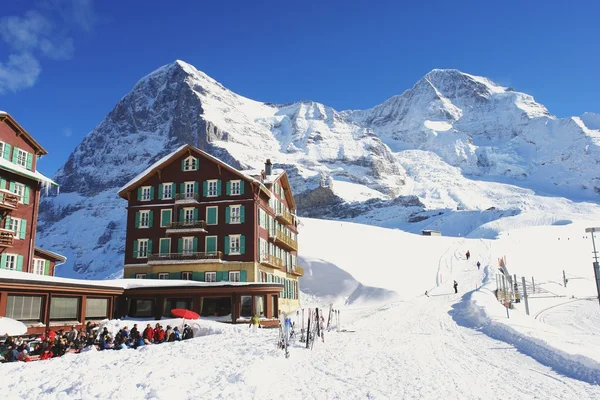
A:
[[522, 276, 530, 316]]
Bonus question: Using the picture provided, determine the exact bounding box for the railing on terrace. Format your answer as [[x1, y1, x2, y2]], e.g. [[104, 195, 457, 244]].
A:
[[0, 190, 19, 210], [260, 254, 284, 269], [148, 251, 223, 262], [0, 229, 15, 247], [275, 230, 298, 250], [165, 220, 207, 230], [291, 266, 304, 276], [174, 193, 200, 202], [275, 209, 293, 225]]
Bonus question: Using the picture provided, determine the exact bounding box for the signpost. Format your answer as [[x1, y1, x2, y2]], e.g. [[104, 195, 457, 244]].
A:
[[585, 227, 600, 306]]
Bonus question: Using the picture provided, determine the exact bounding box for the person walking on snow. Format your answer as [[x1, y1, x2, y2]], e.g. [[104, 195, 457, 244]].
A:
[[453, 280, 458, 294], [465, 250, 470, 260], [249, 314, 261, 333], [477, 261, 481, 270]]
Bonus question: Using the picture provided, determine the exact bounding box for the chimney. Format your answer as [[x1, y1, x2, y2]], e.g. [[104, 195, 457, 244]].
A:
[[265, 159, 272, 176]]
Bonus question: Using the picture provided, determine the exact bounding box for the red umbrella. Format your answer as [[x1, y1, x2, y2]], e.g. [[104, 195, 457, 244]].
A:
[[170, 308, 200, 320]]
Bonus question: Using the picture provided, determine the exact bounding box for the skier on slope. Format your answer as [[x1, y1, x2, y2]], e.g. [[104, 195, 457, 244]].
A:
[[453, 280, 459, 294], [465, 250, 470, 260], [477, 261, 481, 270]]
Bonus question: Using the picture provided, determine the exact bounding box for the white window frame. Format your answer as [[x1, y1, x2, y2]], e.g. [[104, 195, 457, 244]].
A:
[[230, 180, 241, 196], [137, 239, 149, 258], [32, 258, 45, 275], [4, 254, 16, 270], [184, 181, 195, 199], [139, 210, 150, 228], [13, 182, 25, 204], [230, 205, 241, 224], [162, 183, 173, 200], [160, 209, 172, 228], [135, 273, 147, 279], [16, 149, 27, 167], [205, 235, 217, 254], [182, 236, 194, 254], [181, 272, 192, 280], [0, 141, 4, 157], [207, 179, 218, 197], [9, 217, 21, 238], [158, 273, 169, 280], [183, 207, 195, 223], [183, 156, 197, 171], [205, 272, 216, 283], [229, 271, 240, 282], [229, 234, 241, 255], [141, 186, 151, 201], [206, 206, 218, 225]]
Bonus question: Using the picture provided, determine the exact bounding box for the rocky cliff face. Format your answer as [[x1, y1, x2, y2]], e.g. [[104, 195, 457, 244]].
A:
[[37, 60, 600, 279]]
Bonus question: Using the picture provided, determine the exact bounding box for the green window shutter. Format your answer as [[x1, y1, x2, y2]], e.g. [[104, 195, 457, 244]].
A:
[[240, 235, 246, 254], [0, 178, 5, 189], [3, 143, 11, 160], [240, 181, 245, 195], [19, 219, 27, 239], [181, 159, 185, 171], [9, 181, 15, 192], [202, 181, 207, 197], [193, 208, 198, 221], [12, 146, 18, 163], [225, 206, 230, 224], [195, 157, 200, 169], [158, 184, 163, 200], [147, 239, 153, 255], [240, 270, 247, 282], [26, 153, 33, 170], [135, 211, 140, 228], [206, 236, 216, 253], [150, 186, 155, 200], [1, 253, 6, 269], [207, 207, 216, 224], [240, 206, 245, 223], [217, 180, 222, 196], [180, 183, 185, 196], [23, 186, 30, 205], [179, 209, 184, 222], [224, 236, 230, 255], [215, 271, 222, 281], [178, 238, 183, 253], [173, 183, 177, 195], [16, 255, 23, 271], [161, 209, 170, 226], [147, 273, 157, 279], [169, 272, 178, 280], [192, 271, 203, 281], [193, 237, 198, 252], [44, 260, 50, 275], [194, 181, 199, 195], [148, 211, 154, 228], [160, 239, 170, 254], [133, 240, 138, 258], [226, 181, 231, 195], [137, 188, 142, 201]]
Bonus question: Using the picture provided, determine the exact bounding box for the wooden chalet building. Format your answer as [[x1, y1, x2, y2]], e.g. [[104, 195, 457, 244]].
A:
[[0, 111, 65, 276], [118, 144, 303, 320]]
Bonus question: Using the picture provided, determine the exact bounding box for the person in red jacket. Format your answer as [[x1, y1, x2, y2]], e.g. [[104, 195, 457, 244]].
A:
[[142, 324, 154, 344], [40, 348, 53, 360], [154, 324, 165, 343]]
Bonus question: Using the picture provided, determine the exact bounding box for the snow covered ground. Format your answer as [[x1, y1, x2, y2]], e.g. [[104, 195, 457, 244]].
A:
[[4, 217, 600, 398]]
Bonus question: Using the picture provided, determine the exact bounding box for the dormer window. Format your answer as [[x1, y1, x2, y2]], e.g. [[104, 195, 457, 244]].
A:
[[183, 156, 198, 171], [16, 149, 27, 167], [141, 186, 151, 201]]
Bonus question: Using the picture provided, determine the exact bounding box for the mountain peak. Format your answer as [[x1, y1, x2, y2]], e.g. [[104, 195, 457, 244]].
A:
[[421, 68, 507, 97]]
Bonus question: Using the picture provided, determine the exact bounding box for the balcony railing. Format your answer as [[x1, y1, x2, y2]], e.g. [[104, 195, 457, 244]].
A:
[[291, 266, 304, 276], [260, 254, 284, 269], [275, 230, 298, 251], [0, 229, 15, 248], [0, 190, 19, 210], [165, 220, 207, 233], [275, 209, 293, 226], [175, 193, 200, 203], [148, 251, 223, 263]]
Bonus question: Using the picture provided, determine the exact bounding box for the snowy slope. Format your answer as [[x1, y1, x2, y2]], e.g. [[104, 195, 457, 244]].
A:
[[36, 60, 600, 279]]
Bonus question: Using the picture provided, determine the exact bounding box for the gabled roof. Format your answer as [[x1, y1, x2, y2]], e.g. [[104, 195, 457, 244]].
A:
[[242, 167, 296, 210], [0, 112, 48, 155], [0, 156, 58, 187], [34, 247, 67, 263], [117, 144, 271, 198]]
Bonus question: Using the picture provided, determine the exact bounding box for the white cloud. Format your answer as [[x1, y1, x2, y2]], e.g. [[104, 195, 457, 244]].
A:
[[0, 1, 97, 95]]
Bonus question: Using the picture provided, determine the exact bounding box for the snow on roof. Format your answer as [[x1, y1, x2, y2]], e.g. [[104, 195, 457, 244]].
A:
[[0, 268, 282, 290], [0, 156, 57, 189], [0, 110, 7, 115], [34, 247, 67, 262], [119, 144, 188, 192]]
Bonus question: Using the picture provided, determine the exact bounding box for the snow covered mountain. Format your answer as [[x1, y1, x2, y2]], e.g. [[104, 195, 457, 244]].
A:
[[37, 60, 600, 279]]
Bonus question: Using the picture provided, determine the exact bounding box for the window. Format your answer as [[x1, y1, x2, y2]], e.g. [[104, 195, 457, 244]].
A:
[[16, 149, 27, 167], [137, 239, 149, 258], [141, 186, 151, 201], [86, 298, 108, 319], [182, 237, 194, 254], [207, 180, 218, 197], [0, 142, 4, 158], [229, 271, 241, 282], [130, 299, 153, 318], [240, 295, 252, 317], [230, 180, 241, 195], [162, 183, 173, 199], [158, 273, 169, 280], [255, 295, 265, 317], [13, 182, 25, 204], [205, 272, 216, 282], [183, 156, 198, 171], [206, 206, 218, 225], [185, 182, 195, 199], [33, 258, 45, 275], [160, 209, 172, 227], [50, 297, 80, 320], [135, 273, 147, 279], [139, 210, 150, 228], [8, 217, 20, 237], [6, 295, 43, 321], [229, 235, 241, 254], [229, 205, 241, 224], [184, 207, 195, 223], [181, 272, 192, 280], [4, 254, 16, 270]]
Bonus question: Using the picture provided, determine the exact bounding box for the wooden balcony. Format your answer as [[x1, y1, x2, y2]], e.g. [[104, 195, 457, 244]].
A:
[[0, 228, 15, 248], [260, 254, 284, 270], [175, 193, 200, 204], [165, 220, 207, 234], [274, 230, 298, 251], [0, 189, 19, 211], [291, 266, 304, 277], [275, 209, 293, 226], [148, 251, 223, 264]]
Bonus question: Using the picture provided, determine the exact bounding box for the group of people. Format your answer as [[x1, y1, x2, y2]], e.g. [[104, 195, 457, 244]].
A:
[[424, 251, 481, 297], [1, 320, 196, 363]]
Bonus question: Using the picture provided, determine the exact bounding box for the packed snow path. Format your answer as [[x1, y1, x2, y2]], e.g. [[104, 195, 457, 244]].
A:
[[4, 242, 600, 399]]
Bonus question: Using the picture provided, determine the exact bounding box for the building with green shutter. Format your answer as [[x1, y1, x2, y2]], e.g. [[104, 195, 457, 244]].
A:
[[118, 144, 303, 319], [0, 111, 66, 276]]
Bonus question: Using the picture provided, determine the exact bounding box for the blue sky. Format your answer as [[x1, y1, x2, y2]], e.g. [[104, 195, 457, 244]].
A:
[[1, 0, 599, 176]]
